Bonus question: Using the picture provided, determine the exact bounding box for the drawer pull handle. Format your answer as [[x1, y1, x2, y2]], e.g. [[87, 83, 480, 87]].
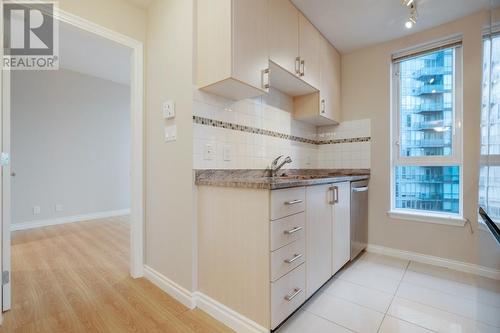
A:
[[284, 253, 303, 264], [284, 226, 303, 235], [285, 199, 303, 205], [284, 288, 303, 302]]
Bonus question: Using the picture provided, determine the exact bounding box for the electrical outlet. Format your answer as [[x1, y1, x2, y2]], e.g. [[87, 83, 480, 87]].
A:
[[55, 204, 63, 212], [162, 100, 175, 119], [204, 144, 215, 160], [33, 206, 41, 215]]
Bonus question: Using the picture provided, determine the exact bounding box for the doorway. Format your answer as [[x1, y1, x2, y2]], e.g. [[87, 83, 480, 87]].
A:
[[0, 9, 144, 314]]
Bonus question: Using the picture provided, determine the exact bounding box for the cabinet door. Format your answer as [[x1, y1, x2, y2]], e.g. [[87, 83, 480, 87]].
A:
[[305, 184, 333, 298], [319, 36, 341, 122], [269, 0, 299, 75], [298, 12, 320, 89], [232, 0, 269, 92], [332, 182, 351, 275]]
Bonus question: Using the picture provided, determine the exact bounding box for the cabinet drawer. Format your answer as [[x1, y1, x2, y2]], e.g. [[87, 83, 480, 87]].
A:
[[271, 264, 306, 329], [271, 237, 305, 281], [270, 212, 305, 251], [271, 187, 306, 220]]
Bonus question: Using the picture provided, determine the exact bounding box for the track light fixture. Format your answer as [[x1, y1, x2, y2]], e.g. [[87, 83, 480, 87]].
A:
[[402, 0, 418, 29]]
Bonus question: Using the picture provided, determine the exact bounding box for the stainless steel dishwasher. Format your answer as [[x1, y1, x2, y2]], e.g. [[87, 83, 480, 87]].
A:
[[350, 180, 369, 260]]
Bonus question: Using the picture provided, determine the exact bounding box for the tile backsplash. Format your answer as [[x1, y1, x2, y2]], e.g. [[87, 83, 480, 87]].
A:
[[193, 87, 371, 170]]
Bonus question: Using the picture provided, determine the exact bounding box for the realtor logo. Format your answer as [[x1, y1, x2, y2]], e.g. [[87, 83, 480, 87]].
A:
[[3, 1, 59, 70]]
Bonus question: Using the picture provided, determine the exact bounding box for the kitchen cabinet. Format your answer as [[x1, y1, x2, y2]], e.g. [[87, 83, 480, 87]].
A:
[[294, 36, 341, 125], [305, 184, 333, 298], [332, 182, 351, 275], [269, 0, 299, 75], [197, 0, 269, 100], [298, 12, 321, 89]]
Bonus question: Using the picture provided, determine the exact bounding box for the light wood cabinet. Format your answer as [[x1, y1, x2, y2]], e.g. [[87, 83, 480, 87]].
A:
[[294, 36, 341, 125], [298, 12, 320, 89], [197, 0, 269, 100], [332, 182, 351, 275], [305, 184, 333, 298], [269, 0, 299, 75]]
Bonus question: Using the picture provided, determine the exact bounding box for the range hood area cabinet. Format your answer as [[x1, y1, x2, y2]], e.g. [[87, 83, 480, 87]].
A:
[[196, 0, 270, 100], [294, 35, 342, 126], [196, 0, 341, 124]]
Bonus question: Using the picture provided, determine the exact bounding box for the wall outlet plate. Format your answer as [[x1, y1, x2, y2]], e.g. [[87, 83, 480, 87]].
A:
[[204, 144, 215, 160], [55, 204, 63, 212], [164, 125, 177, 142], [162, 100, 175, 119], [223, 144, 232, 161]]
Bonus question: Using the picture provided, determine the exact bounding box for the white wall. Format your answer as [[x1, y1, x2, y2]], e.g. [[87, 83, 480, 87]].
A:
[[11, 69, 131, 224], [342, 10, 500, 270]]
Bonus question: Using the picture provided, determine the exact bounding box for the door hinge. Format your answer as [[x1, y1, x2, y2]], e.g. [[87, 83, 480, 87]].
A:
[[2, 270, 9, 285]]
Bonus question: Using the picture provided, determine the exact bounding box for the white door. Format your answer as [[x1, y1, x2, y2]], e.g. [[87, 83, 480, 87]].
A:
[[332, 182, 351, 275], [305, 184, 333, 298], [1, 68, 11, 312]]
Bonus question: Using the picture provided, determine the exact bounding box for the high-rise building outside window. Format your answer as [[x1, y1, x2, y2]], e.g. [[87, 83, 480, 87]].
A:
[[391, 41, 463, 220], [479, 34, 500, 225]]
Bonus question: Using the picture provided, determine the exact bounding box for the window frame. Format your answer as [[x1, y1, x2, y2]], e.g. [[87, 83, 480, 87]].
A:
[[389, 44, 464, 224]]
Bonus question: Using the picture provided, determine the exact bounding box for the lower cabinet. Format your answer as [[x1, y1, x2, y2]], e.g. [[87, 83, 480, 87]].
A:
[[305, 184, 333, 298], [305, 182, 351, 299], [332, 182, 351, 274]]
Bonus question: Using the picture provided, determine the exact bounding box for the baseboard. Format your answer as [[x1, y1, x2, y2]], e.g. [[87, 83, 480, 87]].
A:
[[193, 292, 268, 333], [143, 265, 196, 310], [11, 209, 131, 231], [366, 244, 500, 280]]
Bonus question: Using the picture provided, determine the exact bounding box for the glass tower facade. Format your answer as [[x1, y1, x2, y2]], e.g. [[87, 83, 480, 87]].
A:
[[479, 36, 500, 222], [395, 49, 460, 214]]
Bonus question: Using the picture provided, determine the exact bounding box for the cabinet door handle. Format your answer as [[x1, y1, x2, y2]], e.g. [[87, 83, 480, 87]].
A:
[[321, 99, 326, 114], [285, 199, 303, 205], [300, 60, 305, 77], [284, 253, 303, 264], [284, 226, 303, 235], [295, 57, 301, 75], [329, 186, 338, 205], [262, 68, 270, 90], [284, 288, 303, 301]]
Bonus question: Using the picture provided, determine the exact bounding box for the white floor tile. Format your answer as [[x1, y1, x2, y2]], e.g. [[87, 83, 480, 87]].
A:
[[379, 316, 434, 333], [397, 282, 500, 327], [276, 310, 354, 333], [304, 293, 385, 333], [405, 263, 500, 308], [336, 264, 402, 294], [388, 297, 499, 333], [323, 278, 394, 313]]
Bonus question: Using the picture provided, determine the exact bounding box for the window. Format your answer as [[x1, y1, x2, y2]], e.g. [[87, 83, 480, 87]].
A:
[[391, 44, 463, 221], [479, 34, 500, 225]]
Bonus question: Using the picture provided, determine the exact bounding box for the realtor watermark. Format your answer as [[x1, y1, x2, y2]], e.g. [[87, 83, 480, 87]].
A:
[[2, 1, 59, 70]]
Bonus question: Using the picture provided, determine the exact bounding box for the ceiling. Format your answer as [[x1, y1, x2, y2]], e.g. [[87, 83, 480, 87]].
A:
[[292, 0, 494, 53], [59, 21, 132, 85]]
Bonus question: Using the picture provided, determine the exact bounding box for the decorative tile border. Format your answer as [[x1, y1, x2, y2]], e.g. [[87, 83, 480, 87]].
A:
[[193, 116, 371, 145]]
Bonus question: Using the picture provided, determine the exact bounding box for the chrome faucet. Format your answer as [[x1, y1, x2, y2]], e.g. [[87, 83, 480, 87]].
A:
[[270, 155, 292, 177]]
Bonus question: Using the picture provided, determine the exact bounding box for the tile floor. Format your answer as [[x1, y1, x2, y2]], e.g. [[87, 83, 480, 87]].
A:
[[277, 252, 500, 333]]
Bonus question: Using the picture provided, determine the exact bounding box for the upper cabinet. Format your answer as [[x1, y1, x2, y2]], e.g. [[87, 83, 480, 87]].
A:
[[269, 0, 299, 75], [294, 36, 341, 125], [197, 0, 341, 123], [197, 0, 269, 100], [298, 13, 321, 90]]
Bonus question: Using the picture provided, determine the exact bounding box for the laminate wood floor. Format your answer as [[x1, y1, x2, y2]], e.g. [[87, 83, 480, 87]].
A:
[[0, 216, 233, 333]]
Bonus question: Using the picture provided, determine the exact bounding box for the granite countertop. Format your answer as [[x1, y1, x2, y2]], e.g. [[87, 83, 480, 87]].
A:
[[195, 169, 370, 190]]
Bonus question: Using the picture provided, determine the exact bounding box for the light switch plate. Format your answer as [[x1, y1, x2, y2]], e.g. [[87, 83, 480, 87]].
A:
[[162, 100, 175, 119], [164, 125, 177, 142], [55, 204, 63, 212], [33, 206, 41, 215]]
